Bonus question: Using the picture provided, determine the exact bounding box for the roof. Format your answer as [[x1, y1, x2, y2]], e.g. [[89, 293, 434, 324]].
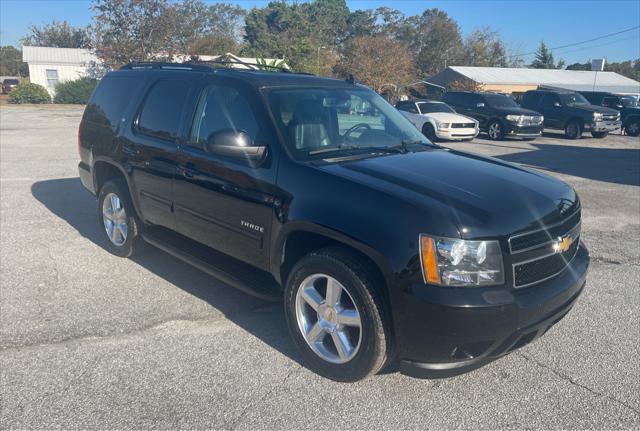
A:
[[440, 66, 640, 95], [22, 46, 98, 65]]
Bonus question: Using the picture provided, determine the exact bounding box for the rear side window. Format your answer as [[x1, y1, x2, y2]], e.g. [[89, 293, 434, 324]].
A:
[[541, 93, 560, 106], [84, 75, 141, 129], [523, 92, 543, 106], [443, 93, 459, 105], [138, 80, 190, 140]]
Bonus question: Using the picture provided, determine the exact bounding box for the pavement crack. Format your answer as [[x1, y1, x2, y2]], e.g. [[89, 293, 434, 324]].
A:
[[0, 315, 229, 352], [517, 352, 640, 415], [228, 364, 303, 430], [589, 255, 639, 266]]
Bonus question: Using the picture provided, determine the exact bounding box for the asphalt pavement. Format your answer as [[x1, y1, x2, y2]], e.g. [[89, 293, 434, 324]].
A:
[[1, 105, 639, 429]]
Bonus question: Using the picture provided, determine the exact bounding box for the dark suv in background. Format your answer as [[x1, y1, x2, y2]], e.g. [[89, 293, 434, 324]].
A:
[[77, 63, 589, 382], [442, 91, 544, 140], [580, 91, 640, 137], [522, 89, 621, 139]]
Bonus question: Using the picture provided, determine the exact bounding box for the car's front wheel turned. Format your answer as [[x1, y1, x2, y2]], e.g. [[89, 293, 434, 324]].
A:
[[284, 247, 391, 382], [422, 123, 437, 142], [98, 179, 144, 258]]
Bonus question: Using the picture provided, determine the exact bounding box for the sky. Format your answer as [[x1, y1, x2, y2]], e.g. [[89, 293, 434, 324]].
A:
[[1, 0, 639, 65]]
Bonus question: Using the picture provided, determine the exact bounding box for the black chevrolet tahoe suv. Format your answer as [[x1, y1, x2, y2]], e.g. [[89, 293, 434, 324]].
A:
[[579, 91, 640, 137], [442, 91, 544, 140], [78, 63, 589, 382], [522, 89, 621, 139]]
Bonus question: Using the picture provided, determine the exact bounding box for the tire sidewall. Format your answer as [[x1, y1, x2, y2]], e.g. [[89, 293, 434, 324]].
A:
[[422, 123, 436, 141], [98, 180, 138, 258], [565, 120, 582, 139], [284, 253, 386, 382], [626, 121, 640, 137]]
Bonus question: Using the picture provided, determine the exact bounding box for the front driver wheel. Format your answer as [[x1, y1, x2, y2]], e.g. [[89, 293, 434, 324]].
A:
[[487, 120, 504, 140], [284, 247, 391, 382], [422, 123, 437, 142], [591, 131, 608, 138], [625, 121, 640, 137], [565, 120, 582, 139]]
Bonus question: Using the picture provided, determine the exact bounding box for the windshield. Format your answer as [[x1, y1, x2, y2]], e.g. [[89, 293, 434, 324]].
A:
[[559, 93, 590, 105], [621, 96, 638, 108], [418, 102, 455, 114], [267, 88, 432, 160], [3, 79, 18, 85], [484, 94, 519, 108]]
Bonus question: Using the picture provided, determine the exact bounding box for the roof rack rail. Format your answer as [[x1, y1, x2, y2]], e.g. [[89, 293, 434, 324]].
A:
[[187, 59, 292, 73], [120, 62, 212, 72]]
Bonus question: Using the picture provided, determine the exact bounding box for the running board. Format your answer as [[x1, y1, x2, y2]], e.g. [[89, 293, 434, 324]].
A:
[[141, 226, 282, 302]]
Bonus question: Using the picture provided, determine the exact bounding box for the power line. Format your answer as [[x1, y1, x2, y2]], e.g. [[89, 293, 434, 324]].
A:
[[509, 25, 640, 58], [551, 35, 639, 56]]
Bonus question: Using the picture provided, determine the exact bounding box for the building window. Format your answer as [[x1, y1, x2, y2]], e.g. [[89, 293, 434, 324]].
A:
[[46, 69, 58, 88]]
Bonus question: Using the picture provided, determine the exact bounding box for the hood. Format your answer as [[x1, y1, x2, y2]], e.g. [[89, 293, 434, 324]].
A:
[[565, 104, 619, 115], [421, 112, 476, 124], [317, 149, 577, 239], [492, 106, 543, 116]]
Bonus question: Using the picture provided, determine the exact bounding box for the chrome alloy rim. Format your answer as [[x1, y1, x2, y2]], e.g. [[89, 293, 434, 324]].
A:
[[295, 274, 362, 364], [627, 122, 639, 135], [102, 192, 128, 246], [488, 122, 501, 139]]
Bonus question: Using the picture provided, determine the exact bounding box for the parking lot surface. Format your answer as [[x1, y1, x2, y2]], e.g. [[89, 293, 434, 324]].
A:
[[1, 105, 639, 429]]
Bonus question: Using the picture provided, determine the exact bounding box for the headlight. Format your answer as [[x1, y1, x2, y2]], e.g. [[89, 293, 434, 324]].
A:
[[505, 114, 522, 123], [436, 121, 450, 129], [539, 115, 544, 124], [593, 112, 603, 121], [420, 235, 504, 287]]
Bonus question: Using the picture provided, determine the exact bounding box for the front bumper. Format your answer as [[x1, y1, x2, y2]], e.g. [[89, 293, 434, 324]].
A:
[[503, 123, 543, 138], [588, 120, 621, 132], [395, 242, 589, 378], [436, 128, 479, 140]]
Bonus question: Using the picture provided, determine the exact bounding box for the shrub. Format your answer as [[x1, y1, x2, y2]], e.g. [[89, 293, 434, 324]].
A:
[[7, 83, 51, 104], [54, 77, 98, 104]]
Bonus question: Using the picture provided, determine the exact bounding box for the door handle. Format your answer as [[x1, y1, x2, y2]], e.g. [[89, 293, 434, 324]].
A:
[[177, 165, 197, 179]]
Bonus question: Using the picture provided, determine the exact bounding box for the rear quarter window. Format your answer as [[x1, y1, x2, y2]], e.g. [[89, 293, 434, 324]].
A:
[[136, 79, 191, 140], [84, 75, 142, 130], [523, 92, 543, 106]]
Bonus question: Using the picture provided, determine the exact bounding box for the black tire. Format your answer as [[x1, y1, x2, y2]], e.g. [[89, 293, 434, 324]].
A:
[[565, 120, 582, 139], [591, 131, 608, 139], [422, 123, 437, 142], [487, 120, 504, 140], [625, 120, 640, 137], [284, 247, 392, 382], [97, 179, 145, 258]]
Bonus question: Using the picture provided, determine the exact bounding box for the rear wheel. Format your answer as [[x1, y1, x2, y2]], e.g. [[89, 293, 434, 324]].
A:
[[625, 120, 640, 137], [422, 123, 437, 142], [565, 120, 582, 139], [591, 131, 608, 139], [487, 120, 504, 140], [98, 179, 144, 257], [284, 247, 391, 382]]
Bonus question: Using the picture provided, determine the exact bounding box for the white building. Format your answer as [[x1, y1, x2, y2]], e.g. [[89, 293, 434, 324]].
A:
[[22, 46, 98, 94]]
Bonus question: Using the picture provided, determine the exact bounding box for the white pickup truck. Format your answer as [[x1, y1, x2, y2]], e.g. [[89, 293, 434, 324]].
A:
[[396, 100, 479, 142]]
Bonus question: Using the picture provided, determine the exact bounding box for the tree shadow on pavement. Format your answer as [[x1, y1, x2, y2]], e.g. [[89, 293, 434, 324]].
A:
[[497, 143, 640, 186], [31, 178, 306, 370]]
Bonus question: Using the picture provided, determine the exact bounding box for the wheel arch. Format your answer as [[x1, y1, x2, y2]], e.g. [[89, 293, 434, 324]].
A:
[[92, 159, 142, 218]]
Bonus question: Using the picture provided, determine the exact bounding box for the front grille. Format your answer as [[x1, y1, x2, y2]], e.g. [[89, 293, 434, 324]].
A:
[[509, 209, 581, 253], [509, 208, 582, 288], [513, 238, 579, 287], [521, 116, 543, 126], [602, 114, 619, 121], [452, 123, 476, 128]]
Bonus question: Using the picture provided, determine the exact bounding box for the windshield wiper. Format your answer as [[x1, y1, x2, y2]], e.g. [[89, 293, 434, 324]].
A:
[[308, 140, 428, 157], [308, 144, 360, 155]]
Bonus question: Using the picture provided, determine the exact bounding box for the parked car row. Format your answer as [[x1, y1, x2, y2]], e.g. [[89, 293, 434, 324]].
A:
[[398, 88, 630, 142]]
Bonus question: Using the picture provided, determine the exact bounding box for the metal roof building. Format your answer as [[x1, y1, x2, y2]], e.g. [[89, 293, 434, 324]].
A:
[[428, 66, 640, 95], [22, 46, 99, 95]]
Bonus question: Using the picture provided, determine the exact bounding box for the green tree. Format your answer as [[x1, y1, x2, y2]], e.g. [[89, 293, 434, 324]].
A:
[[463, 27, 508, 68], [0, 46, 29, 76], [396, 9, 464, 77], [530, 41, 564, 69], [605, 59, 640, 81], [21, 20, 92, 48]]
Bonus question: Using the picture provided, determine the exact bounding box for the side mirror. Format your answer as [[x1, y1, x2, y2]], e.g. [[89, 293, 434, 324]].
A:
[[553, 101, 561, 107], [476, 102, 485, 108], [205, 129, 267, 167]]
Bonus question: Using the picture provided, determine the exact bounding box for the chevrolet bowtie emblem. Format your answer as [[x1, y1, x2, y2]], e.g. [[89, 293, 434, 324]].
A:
[[554, 235, 573, 253]]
